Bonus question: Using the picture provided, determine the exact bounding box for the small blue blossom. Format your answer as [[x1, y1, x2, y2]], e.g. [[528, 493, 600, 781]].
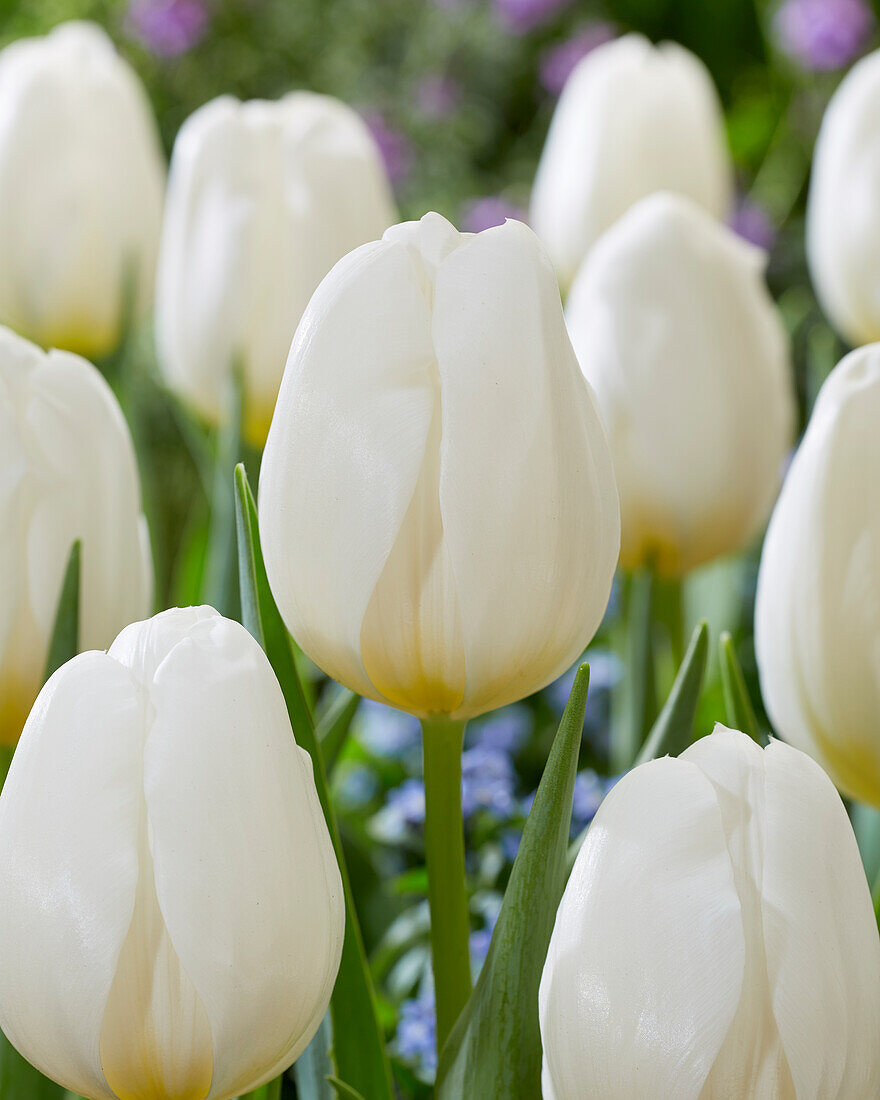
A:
[[461, 746, 518, 821], [570, 770, 610, 836], [467, 705, 531, 755], [396, 991, 437, 1077], [775, 0, 874, 70], [372, 778, 427, 842], [337, 764, 380, 810], [357, 700, 421, 759], [500, 828, 522, 863]]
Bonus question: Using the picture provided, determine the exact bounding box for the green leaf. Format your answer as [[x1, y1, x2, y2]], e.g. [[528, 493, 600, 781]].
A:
[[43, 541, 81, 682], [293, 1013, 335, 1100], [234, 464, 393, 1100], [435, 665, 591, 1100], [202, 371, 243, 618], [316, 689, 360, 774], [611, 568, 656, 772], [635, 621, 709, 766], [240, 1076, 282, 1100], [719, 632, 761, 743], [0, 1032, 66, 1099], [326, 1076, 367, 1100]]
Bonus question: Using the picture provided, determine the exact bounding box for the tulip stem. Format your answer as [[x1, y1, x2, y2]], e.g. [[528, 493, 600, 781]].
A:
[[421, 715, 472, 1055], [612, 567, 657, 773]]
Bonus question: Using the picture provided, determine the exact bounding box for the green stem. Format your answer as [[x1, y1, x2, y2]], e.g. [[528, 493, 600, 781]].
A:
[[611, 567, 656, 774], [240, 1076, 282, 1100], [655, 573, 684, 670], [421, 716, 471, 1055], [203, 371, 244, 617]]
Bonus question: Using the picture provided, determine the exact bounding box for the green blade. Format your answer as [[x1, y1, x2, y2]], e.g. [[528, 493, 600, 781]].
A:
[[240, 1077, 282, 1100], [326, 1078, 366, 1100], [43, 541, 81, 682], [611, 567, 656, 772], [293, 1013, 335, 1100], [719, 632, 761, 743], [635, 621, 709, 765], [234, 464, 392, 1100], [202, 370, 243, 618], [316, 690, 360, 775], [435, 665, 591, 1099]]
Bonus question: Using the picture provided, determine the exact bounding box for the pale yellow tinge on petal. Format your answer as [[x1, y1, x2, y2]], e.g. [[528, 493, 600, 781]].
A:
[[360, 376, 465, 716], [100, 808, 213, 1100]]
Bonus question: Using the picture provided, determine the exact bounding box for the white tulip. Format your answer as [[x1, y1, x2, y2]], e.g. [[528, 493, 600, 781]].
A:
[[566, 192, 794, 576], [807, 48, 880, 347], [0, 22, 165, 358], [540, 725, 880, 1099], [259, 212, 620, 720], [0, 605, 344, 1100], [530, 34, 732, 290], [155, 93, 397, 445], [755, 345, 880, 807], [0, 326, 152, 746]]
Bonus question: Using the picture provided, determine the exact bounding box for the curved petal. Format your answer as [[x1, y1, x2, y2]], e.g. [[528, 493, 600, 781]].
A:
[[761, 738, 880, 1097], [259, 236, 436, 702], [435, 220, 619, 718], [539, 756, 743, 1100], [0, 651, 143, 1100], [143, 613, 344, 1099]]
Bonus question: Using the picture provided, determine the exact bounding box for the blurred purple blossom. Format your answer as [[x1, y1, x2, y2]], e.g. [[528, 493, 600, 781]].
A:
[[469, 908, 499, 972], [357, 700, 421, 759], [461, 196, 527, 233], [571, 770, 614, 835], [417, 74, 461, 119], [126, 0, 209, 57], [540, 23, 617, 95], [396, 991, 437, 1075], [729, 199, 778, 253], [774, 0, 874, 70], [467, 705, 531, 755], [545, 649, 622, 717], [493, 0, 574, 33], [461, 746, 518, 820], [362, 112, 414, 187]]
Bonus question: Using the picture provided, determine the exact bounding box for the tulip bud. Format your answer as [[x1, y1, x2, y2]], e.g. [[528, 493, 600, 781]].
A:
[[529, 34, 732, 289], [0, 22, 165, 358], [259, 212, 620, 720], [807, 48, 880, 346], [540, 725, 880, 1099], [155, 93, 398, 445], [755, 345, 880, 807], [0, 605, 344, 1100], [566, 193, 795, 576], [0, 326, 152, 746]]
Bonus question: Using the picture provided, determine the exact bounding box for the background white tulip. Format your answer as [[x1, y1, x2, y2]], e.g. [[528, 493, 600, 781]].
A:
[[807, 48, 880, 347], [0, 605, 344, 1100], [155, 92, 398, 445], [529, 34, 733, 290], [540, 725, 880, 1100], [0, 21, 165, 358], [756, 345, 880, 808], [259, 211, 620, 720], [0, 326, 152, 745], [566, 192, 794, 576]]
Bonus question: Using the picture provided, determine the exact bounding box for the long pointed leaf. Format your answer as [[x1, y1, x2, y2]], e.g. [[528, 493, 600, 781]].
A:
[[202, 371, 243, 618], [635, 620, 708, 765], [317, 690, 360, 775], [327, 1078, 366, 1100], [435, 665, 591, 1099], [719, 631, 761, 743], [234, 464, 392, 1100], [43, 541, 81, 682], [293, 1013, 335, 1100]]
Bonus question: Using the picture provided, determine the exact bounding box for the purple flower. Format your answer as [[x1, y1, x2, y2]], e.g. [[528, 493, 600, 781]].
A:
[[774, 0, 874, 71], [540, 23, 617, 95], [469, 909, 499, 972], [570, 770, 613, 836], [728, 199, 778, 253], [417, 75, 461, 120], [461, 746, 518, 820], [126, 0, 209, 58], [396, 992, 437, 1076], [467, 705, 531, 755], [362, 112, 414, 187], [461, 196, 527, 233], [357, 700, 421, 759], [545, 649, 622, 716], [492, 0, 573, 34]]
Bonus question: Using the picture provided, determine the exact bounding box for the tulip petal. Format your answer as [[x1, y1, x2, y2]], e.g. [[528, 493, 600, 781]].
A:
[[434, 220, 619, 718], [259, 237, 437, 704], [143, 613, 344, 1100], [539, 756, 744, 1100], [761, 738, 880, 1097], [0, 652, 143, 1100]]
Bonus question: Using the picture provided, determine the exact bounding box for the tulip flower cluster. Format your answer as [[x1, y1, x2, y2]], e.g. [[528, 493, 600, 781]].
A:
[[0, 13, 878, 1100]]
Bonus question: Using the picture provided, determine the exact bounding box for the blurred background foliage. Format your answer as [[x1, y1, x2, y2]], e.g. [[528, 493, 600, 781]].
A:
[[0, 0, 872, 1090]]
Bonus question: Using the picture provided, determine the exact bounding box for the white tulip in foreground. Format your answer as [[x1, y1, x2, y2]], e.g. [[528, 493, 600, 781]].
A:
[[260, 212, 620, 720], [0, 606, 344, 1100], [567, 192, 794, 576], [807, 48, 880, 346], [156, 93, 397, 444], [756, 345, 880, 808], [0, 22, 165, 357], [540, 725, 880, 1099], [0, 326, 152, 746], [530, 34, 732, 289]]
